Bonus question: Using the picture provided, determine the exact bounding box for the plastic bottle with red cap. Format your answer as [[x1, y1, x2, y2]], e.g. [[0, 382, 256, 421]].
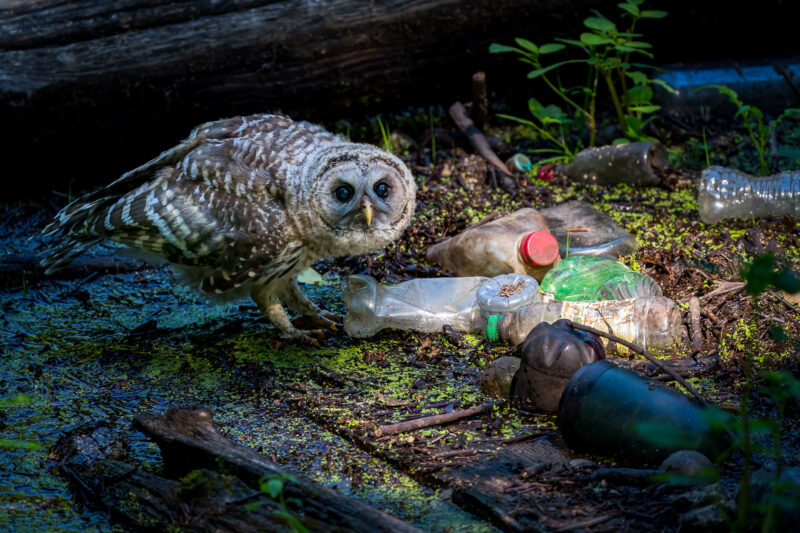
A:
[[425, 207, 561, 281]]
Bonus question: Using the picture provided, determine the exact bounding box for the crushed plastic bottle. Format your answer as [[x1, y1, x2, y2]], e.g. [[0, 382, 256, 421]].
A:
[[540, 255, 661, 301], [698, 165, 800, 223], [342, 275, 487, 337], [539, 201, 638, 259], [554, 141, 669, 186], [476, 273, 541, 319], [485, 296, 686, 354], [426, 208, 561, 281], [511, 319, 605, 412]]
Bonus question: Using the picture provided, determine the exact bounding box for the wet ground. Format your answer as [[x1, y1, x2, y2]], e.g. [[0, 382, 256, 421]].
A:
[[2, 111, 800, 531]]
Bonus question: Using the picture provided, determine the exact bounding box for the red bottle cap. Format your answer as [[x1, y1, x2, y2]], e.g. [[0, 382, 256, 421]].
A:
[[519, 231, 560, 268]]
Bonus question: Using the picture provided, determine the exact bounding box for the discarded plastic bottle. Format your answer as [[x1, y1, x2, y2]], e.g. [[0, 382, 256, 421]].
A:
[[698, 165, 800, 224], [539, 200, 638, 259], [342, 275, 487, 337], [485, 296, 686, 354], [426, 208, 561, 281], [511, 319, 605, 413], [540, 255, 661, 301], [558, 360, 731, 464], [555, 141, 669, 186], [476, 273, 541, 319]]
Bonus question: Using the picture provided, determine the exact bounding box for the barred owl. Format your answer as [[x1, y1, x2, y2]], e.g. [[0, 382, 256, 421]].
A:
[[40, 114, 416, 343]]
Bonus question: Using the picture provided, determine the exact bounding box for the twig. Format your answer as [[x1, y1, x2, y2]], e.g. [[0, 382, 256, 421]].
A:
[[374, 403, 497, 437], [689, 296, 703, 352], [448, 101, 512, 175], [700, 280, 745, 302], [471, 72, 488, 129], [554, 514, 614, 532], [562, 320, 709, 406]]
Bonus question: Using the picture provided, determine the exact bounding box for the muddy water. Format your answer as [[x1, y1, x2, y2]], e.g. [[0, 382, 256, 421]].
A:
[[0, 214, 494, 532]]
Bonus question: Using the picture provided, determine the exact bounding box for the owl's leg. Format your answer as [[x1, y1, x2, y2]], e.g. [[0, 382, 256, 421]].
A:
[[278, 278, 344, 330], [250, 283, 326, 346]]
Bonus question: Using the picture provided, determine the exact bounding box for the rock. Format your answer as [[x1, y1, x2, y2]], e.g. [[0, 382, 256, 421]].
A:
[[481, 356, 521, 397], [660, 450, 713, 480]]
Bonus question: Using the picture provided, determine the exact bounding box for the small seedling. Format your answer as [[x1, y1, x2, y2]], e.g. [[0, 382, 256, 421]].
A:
[[696, 85, 800, 175]]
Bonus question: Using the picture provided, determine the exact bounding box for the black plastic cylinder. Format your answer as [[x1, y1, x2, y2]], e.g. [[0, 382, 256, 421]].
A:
[[557, 360, 729, 465]]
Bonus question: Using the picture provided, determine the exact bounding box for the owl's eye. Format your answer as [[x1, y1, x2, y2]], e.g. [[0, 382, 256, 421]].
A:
[[373, 182, 389, 199], [334, 185, 354, 203]]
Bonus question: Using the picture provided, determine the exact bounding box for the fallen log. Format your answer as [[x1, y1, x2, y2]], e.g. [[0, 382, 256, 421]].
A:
[[53, 409, 423, 532], [0, 0, 590, 198], [126, 406, 423, 532]]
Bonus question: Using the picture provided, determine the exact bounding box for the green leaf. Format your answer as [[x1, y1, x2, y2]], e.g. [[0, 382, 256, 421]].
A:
[[539, 43, 566, 54], [555, 38, 586, 48], [640, 10, 668, 18], [651, 78, 677, 94], [626, 70, 648, 85], [514, 38, 539, 53], [618, 2, 640, 16], [489, 43, 521, 54], [627, 84, 653, 104], [526, 59, 584, 80], [583, 16, 617, 33], [629, 105, 661, 113], [245, 502, 263, 511], [267, 478, 283, 499], [624, 41, 653, 48], [612, 138, 631, 145], [496, 114, 536, 127], [629, 0, 644, 5], [615, 45, 653, 57], [580, 33, 613, 46], [696, 84, 743, 108]]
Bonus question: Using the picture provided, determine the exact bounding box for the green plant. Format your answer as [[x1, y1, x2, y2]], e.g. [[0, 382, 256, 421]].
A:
[[376, 115, 393, 153], [696, 85, 800, 175], [246, 473, 308, 533], [490, 0, 672, 152]]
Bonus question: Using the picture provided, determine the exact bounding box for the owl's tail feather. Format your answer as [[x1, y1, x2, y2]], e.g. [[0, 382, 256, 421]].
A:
[[39, 237, 103, 275]]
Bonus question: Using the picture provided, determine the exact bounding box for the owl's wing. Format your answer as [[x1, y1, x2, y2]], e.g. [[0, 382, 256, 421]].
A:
[[42, 115, 281, 238], [42, 115, 308, 286]]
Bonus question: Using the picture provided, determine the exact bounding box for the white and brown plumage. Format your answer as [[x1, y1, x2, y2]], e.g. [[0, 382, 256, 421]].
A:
[[40, 114, 416, 342]]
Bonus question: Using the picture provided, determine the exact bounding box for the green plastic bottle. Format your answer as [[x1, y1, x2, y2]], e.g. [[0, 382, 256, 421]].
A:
[[539, 255, 661, 301]]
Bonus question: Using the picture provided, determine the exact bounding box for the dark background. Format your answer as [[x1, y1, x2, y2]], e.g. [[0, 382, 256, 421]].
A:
[[1, 0, 797, 199]]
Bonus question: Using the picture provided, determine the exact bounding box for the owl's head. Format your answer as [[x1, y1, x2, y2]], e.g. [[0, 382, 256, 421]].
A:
[[302, 143, 416, 256]]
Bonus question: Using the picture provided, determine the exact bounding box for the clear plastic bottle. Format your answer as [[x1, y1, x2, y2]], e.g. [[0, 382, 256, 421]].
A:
[[476, 273, 541, 319], [342, 275, 488, 337], [485, 296, 686, 354], [539, 200, 638, 259], [425, 208, 561, 281], [555, 141, 669, 186], [540, 255, 661, 301], [698, 165, 800, 224]]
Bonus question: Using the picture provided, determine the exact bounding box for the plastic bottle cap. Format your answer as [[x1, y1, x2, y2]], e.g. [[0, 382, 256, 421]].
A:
[[485, 315, 502, 341], [519, 231, 560, 268]]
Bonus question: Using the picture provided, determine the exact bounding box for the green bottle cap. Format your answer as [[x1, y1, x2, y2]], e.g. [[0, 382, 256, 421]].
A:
[[485, 315, 502, 341]]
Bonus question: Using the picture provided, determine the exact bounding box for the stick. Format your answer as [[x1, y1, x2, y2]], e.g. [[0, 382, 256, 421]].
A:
[[689, 296, 703, 352], [448, 101, 512, 175], [562, 320, 709, 406], [471, 71, 488, 129], [374, 403, 495, 437]]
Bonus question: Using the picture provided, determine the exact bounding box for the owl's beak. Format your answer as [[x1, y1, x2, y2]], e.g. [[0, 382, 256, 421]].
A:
[[361, 196, 373, 226]]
